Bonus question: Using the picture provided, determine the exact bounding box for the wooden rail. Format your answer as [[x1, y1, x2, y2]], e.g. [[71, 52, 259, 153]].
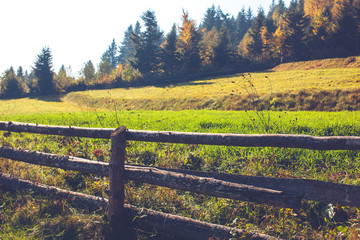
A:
[[1, 121, 360, 239], [1, 121, 360, 150], [0, 173, 276, 240]]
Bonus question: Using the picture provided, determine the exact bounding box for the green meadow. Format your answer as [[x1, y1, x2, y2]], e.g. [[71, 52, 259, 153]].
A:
[[1, 60, 360, 239]]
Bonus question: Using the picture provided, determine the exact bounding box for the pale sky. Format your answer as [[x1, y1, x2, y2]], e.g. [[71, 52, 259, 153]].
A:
[[0, 0, 290, 76]]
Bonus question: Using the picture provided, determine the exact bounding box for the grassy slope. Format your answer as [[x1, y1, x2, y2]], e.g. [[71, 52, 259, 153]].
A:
[[63, 58, 360, 111], [0, 96, 86, 116], [272, 56, 360, 71]]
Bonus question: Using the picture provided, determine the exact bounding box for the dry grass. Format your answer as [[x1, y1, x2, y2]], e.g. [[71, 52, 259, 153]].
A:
[[272, 56, 360, 71]]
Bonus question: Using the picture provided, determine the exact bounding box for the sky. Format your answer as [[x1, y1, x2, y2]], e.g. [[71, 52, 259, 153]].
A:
[[0, 0, 290, 76]]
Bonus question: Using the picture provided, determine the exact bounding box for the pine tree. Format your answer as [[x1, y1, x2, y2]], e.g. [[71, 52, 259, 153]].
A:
[[16, 66, 24, 79], [33, 47, 54, 95], [119, 25, 135, 64], [330, 1, 360, 55], [98, 58, 112, 77], [246, 8, 266, 60], [235, 8, 248, 45], [201, 5, 218, 31], [161, 24, 179, 76], [274, 0, 310, 61], [0, 68, 26, 98], [82, 60, 96, 83], [130, 10, 163, 76], [102, 39, 119, 69], [213, 26, 232, 69]]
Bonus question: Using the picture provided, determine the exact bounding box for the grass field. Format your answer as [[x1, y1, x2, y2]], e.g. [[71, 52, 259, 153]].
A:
[[63, 67, 360, 111], [1, 57, 360, 239], [1, 110, 360, 239]]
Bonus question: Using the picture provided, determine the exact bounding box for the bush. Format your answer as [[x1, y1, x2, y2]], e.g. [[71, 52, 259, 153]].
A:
[[0, 69, 27, 99]]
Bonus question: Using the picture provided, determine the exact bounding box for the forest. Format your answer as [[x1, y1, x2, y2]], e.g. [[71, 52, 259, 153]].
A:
[[0, 0, 359, 98]]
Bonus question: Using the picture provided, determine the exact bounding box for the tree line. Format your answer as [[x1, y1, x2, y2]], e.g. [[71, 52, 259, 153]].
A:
[[1, 0, 359, 98]]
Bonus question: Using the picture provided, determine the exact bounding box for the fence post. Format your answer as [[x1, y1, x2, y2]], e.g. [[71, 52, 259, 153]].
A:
[[108, 126, 127, 237]]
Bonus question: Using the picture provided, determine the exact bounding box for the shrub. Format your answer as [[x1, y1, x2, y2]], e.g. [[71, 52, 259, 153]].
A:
[[0, 69, 27, 99]]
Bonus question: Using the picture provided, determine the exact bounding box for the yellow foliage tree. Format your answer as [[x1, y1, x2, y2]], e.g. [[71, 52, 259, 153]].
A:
[[177, 10, 201, 73]]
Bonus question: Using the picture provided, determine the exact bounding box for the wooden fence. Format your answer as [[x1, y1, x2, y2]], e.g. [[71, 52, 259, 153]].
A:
[[1, 121, 360, 239]]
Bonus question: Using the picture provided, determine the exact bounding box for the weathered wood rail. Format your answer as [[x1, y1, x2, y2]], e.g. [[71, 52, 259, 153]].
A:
[[1, 121, 360, 150], [1, 121, 360, 239]]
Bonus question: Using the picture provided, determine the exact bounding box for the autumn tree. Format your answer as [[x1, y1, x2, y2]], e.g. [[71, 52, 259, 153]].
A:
[[54, 65, 75, 91], [130, 10, 163, 77], [177, 10, 202, 73]]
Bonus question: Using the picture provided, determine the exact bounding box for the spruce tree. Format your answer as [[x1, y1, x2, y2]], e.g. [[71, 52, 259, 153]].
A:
[[281, 0, 310, 60], [119, 25, 135, 63], [82, 60, 96, 83], [161, 24, 179, 76], [213, 26, 232, 69], [16, 66, 24, 79], [0, 68, 26, 98], [33, 47, 54, 95], [331, 1, 360, 55], [102, 39, 119, 69], [246, 8, 266, 59], [201, 5, 218, 31], [130, 10, 163, 76]]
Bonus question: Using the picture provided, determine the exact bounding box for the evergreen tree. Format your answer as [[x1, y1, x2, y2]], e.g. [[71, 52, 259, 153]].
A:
[[82, 60, 96, 83], [246, 8, 266, 59], [283, 0, 310, 60], [0, 68, 26, 98], [330, 1, 360, 56], [134, 21, 141, 35], [98, 58, 112, 77], [201, 5, 218, 31], [16, 66, 24, 79], [161, 24, 179, 76], [213, 26, 232, 69], [119, 25, 135, 63], [102, 39, 119, 69], [118, 22, 141, 64], [130, 10, 163, 76], [235, 8, 247, 43], [33, 47, 54, 95]]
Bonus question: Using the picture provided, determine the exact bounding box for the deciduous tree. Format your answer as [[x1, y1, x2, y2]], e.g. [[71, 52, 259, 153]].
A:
[[177, 10, 201, 73]]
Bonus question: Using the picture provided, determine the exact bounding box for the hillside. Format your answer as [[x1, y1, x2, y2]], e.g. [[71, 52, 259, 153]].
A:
[[63, 57, 360, 111], [272, 56, 360, 71], [1, 57, 359, 114]]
